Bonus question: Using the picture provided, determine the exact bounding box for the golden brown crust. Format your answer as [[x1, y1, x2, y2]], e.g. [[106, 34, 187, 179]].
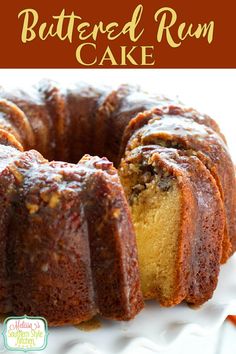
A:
[[0, 150, 143, 325], [0, 86, 53, 160], [0, 129, 23, 151], [67, 84, 106, 162], [0, 99, 35, 149], [39, 79, 71, 161]]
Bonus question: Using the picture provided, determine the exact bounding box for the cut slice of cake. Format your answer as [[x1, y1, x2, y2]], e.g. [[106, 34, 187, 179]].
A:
[[119, 145, 224, 306], [121, 107, 236, 263]]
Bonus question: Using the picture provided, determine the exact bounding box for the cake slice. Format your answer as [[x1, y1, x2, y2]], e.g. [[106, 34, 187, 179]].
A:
[[121, 107, 236, 262], [119, 145, 224, 306]]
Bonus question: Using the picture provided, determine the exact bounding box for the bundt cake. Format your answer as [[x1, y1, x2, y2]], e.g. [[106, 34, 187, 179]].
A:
[[0, 80, 235, 325]]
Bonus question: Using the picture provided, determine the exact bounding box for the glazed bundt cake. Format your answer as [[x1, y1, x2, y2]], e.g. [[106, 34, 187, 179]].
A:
[[0, 80, 235, 325]]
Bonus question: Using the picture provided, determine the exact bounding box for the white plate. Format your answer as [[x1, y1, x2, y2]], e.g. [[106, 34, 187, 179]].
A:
[[1, 255, 236, 354]]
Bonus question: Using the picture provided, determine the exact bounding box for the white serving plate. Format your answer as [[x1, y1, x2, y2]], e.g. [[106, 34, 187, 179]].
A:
[[1, 255, 236, 354]]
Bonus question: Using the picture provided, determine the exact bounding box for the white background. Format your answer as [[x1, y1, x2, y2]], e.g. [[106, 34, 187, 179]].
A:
[[0, 69, 235, 354]]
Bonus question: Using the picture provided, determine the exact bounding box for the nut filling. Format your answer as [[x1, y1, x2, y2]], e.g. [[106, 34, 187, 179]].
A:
[[129, 163, 175, 205]]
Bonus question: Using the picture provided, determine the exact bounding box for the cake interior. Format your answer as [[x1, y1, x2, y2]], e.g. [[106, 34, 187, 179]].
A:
[[119, 160, 181, 303]]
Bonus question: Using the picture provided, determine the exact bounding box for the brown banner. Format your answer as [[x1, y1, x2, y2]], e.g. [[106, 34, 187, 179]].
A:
[[0, 0, 235, 68]]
